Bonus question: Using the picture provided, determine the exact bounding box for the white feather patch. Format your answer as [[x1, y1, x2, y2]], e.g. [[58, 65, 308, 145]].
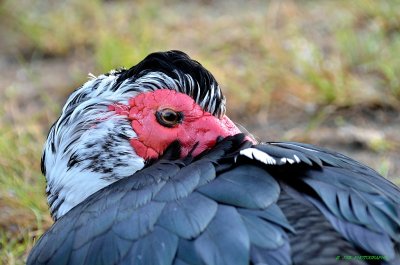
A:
[[239, 148, 276, 165], [239, 147, 303, 166], [281, 157, 295, 164]]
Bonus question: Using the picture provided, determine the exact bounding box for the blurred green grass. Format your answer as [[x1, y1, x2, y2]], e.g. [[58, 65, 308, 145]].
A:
[[0, 0, 399, 264]]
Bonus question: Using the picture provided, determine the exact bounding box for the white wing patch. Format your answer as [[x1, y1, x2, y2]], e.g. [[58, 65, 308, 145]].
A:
[[239, 148, 276, 165], [281, 157, 294, 164], [239, 147, 303, 166]]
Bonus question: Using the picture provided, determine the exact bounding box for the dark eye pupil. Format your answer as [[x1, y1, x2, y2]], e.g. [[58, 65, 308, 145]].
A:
[[163, 111, 178, 122]]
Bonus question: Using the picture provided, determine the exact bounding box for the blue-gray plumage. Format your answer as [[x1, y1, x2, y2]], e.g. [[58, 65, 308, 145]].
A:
[[28, 51, 400, 265], [28, 135, 400, 265]]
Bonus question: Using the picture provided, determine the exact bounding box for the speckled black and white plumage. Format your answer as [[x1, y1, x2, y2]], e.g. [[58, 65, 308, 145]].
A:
[[31, 51, 400, 265], [42, 51, 225, 220]]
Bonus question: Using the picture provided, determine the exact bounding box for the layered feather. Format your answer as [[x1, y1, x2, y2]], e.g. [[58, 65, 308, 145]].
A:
[[30, 136, 400, 265]]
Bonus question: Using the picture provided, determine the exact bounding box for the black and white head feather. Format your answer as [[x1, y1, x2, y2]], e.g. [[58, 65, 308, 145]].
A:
[[42, 51, 226, 220]]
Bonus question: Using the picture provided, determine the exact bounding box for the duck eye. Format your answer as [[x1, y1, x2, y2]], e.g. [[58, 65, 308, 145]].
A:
[[156, 109, 183, 128]]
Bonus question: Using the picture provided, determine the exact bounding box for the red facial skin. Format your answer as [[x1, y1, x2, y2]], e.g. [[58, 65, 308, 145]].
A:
[[110, 89, 249, 160]]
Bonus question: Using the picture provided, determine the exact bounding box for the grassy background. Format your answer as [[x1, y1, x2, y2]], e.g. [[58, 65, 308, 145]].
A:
[[0, 0, 399, 264]]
